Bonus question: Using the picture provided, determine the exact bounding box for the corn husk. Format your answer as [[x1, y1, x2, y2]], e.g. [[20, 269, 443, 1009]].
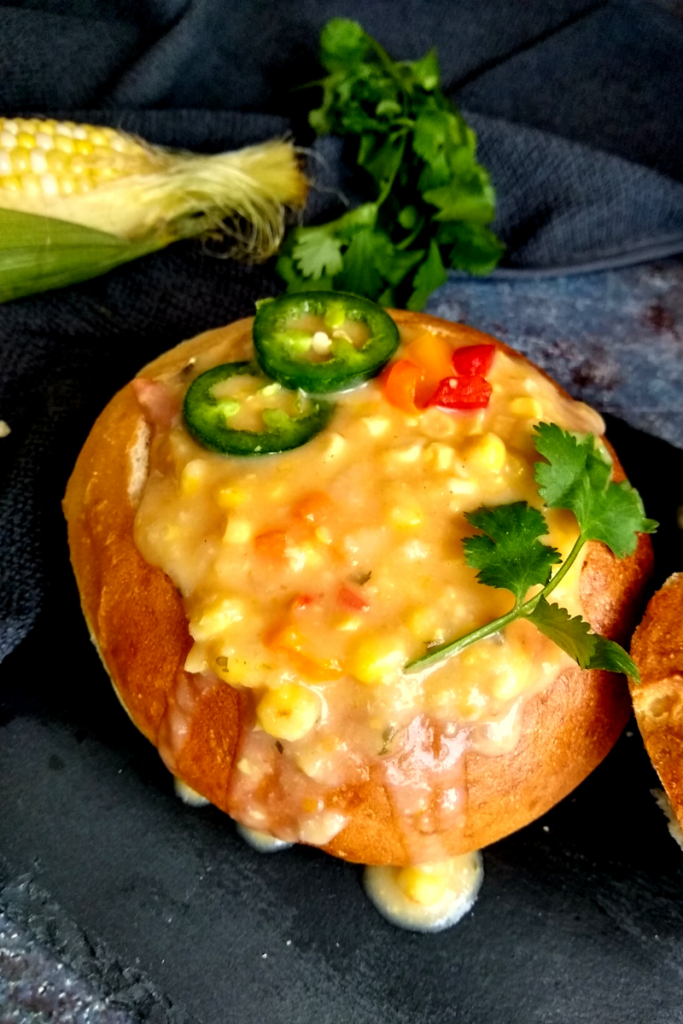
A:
[[0, 208, 168, 302], [0, 127, 307, 302]]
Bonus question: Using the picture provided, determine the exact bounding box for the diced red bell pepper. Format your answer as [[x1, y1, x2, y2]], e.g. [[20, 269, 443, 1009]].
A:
[[428, 374, 492, 410], [337, 584, 370, 612], [290, 594, 316, 613], [450, 344, 496, 377]]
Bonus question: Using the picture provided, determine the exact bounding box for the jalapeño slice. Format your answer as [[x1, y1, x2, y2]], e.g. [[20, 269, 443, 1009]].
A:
[[183, 362, 333, 456], [253, 291, 400, 393]]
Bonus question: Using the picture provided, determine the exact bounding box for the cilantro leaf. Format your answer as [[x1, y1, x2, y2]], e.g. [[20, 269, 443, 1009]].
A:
[[423, 176, 496, 224], [291, 229, 344, 280], [319, 18, 369, 72], [411, 49, 440, 91], [464, 503, 561, 605], [275, 252, 334, 293], [527, 597, 598, 668], [534, 423, 657, 558], [406, 239, 446, 311], [527, 598, 640, 681], [335, 225, 391, 298], [412, 108, 457, 167], [588, 636, 641, 681], [278, 20, 504, 306], [438, 222, 506, 275]]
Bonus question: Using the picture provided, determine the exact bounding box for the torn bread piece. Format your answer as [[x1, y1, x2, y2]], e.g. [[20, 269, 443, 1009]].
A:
[[631, 573, 683, 839]]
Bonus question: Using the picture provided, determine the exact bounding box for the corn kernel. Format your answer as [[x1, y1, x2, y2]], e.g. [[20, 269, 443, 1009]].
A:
[[362, 416, 390, 437], [20, 173, 41, 198], [333, 613, 362, 632], [40, 173, 59, 197], [314, 526, 332, 545], [464, 433, 506, 473], [491, 655, 531, 701], [180, 458, 205, 496], [390, 443, 423, 464], [29, 149, 48, 174], [510, 396, 543, 419], [300, 541, 324, 568], [0, 175, 20, 193], [322, 432, 347, 462], [89, 129, 110, 147], [221, 653, 262, 687], [16, 132, 35, 149], [349, 634, 406, 686], [406, 606, 441, 642], [184, 643, 208, 674], [424, 442, 455, 472], [0, 131, 16, 151], [257, 683, 320, 741], [0, 152, 10, 175], [419, 407, 456, 439], [223, 517, 253, 544], [45, 149, 67, 174], [54, 134, 75, 154], [446, 478, 477, 495], [35, 131, 54, 151], [216, 485, 247, 509], [389, 502, 423, 528], [11, 148, 30, 174], [190, 597, 244, 641], [397, 864, 449, 906]]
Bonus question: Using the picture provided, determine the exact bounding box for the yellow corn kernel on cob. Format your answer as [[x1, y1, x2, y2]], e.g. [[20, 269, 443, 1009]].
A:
[[0, 117, 308, 301], [0, 117, 307, 250]]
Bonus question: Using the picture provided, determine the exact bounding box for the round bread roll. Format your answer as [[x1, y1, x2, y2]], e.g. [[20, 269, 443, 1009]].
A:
[[63, 309, 653, 866], [630, 574, 683, 841]]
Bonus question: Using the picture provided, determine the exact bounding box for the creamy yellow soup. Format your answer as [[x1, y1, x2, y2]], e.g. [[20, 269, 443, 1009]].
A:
[[134, 319, 604, 858]]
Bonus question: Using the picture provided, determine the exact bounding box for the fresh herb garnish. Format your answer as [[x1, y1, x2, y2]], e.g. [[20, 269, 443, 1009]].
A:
[[277, 18, 504, 310], [405, 424, 656, 680]]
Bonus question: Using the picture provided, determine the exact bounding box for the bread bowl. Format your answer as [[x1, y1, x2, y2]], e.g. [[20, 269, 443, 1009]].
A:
[[63, 298, 653, 923], [630, 573, 683, 845]]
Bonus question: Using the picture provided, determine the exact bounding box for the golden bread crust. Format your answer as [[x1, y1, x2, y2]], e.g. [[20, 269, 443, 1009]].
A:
[[63, 310, 653, 864], [630, 574, 683, 833]]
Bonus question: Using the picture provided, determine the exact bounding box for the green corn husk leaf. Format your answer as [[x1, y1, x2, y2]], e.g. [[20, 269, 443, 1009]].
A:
[[0, 208, 166, 302]]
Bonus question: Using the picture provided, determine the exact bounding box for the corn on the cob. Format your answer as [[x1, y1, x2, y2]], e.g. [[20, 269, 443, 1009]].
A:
[[0, 117, 308, 301]]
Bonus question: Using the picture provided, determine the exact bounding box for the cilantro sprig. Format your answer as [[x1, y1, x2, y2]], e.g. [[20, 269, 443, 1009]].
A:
[[276, 18, 504, 310], [405, 424, 656, 680]]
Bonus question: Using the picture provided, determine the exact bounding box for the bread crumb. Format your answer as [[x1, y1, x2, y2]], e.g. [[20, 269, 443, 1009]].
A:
[[127, 418, 150, 505], [652, 788, 683, 850]]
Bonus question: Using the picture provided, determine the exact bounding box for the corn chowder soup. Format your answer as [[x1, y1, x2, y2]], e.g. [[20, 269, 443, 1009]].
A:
[[133, 313, 604, 880]]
